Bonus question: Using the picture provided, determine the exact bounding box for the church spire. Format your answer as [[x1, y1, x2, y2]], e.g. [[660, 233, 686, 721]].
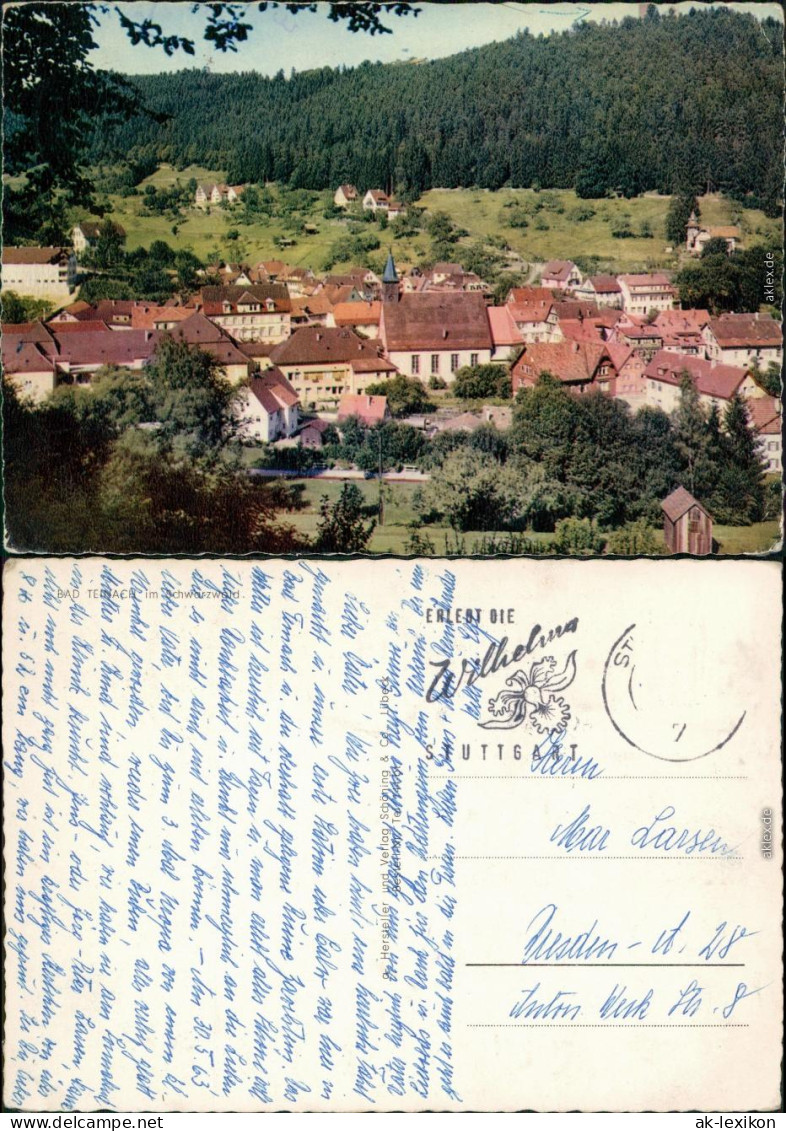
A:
[[382, 250, 399, 302]]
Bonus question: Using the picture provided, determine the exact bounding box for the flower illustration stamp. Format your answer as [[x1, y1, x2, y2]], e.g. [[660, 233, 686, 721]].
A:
[[480, 651, 577, 733]]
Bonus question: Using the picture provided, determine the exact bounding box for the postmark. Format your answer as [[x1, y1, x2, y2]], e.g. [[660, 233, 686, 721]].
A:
[[602, 624, 746, 763]]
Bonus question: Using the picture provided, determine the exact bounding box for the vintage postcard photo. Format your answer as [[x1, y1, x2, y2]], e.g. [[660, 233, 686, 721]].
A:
[[2, 0, 783, 556], [2, 556, 782, 1111]]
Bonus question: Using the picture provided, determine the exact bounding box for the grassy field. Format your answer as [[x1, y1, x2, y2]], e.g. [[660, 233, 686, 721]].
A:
[[713, 521, 781, 555], [83, 166, 780, 276], [274, 477, 781, 556]]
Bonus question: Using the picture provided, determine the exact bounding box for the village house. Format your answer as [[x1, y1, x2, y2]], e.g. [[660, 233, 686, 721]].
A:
[[333, 184, 359, 207], [330, 301, 382, 338], [50, 299, 194, 332], [654, 308, 711, 355], [613, 322, 664, 362], [540, 260, 582, 291], [617, 273, 676, 315], [195, 183, 246, 208], [164, 311, 251, 383], [685, 212, 740, 256], [3, 310, 251, 397], [290, 293, 335, 328], [747, 395, 782, 475], [70, 221, 126, 255], [557, 318, 606, 345], [269, 325, 397, 408], [662, 486, 713, 556], [337, 394, 390, 427], [299, 418, 333, 449], [2, 246, 77, 301], [236, 368, 300, 442], [606, 344, 647, 406], [378, 255, 493, 382], [487, 306, 525, 363], [363, 189, 390, 213], [504, 295, 561, 342], [196, 283, 292, 343], [1, 332, 59, 402], [572, 275, 623, 309], [702, 313, 783, 369], [511, 341, 619, 396], [643, 350, 763, 414]]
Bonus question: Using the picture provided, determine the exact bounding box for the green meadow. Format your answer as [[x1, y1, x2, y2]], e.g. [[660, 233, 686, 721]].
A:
[[271, 477, 781, 556], [85, 164, 780, 276]]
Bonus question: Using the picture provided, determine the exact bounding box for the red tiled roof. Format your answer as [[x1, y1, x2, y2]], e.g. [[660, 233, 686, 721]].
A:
[[50, 329, 159, 367], [542, 260, 576, 282], [747, 395, 782, 435], [2, 246, 70, 265], [333, 301, 381, 327], [165, 312, 227, 344], [2, 339, 56, 374], [338, 394, 388, 424], [709, 315, 783, 348], [1, 320, 54, 342], [661, 486, 708, 522], [553, 301, 601, 321], [644, 351, 748, 400], [559, 319, 605, 343], [270, 326, 386, 366], [199, 283, 291, 315], [507, 299, 554, 325], [619, 273, 672, 288], [507, 287, 556, 304], [512, 341, 612, 386], [655, 309, 711, 333], [46, 320, 111, 334], [248, 368, 299, 414], [487, 306, 524, 347], [381, 293, 492, 352], [586, 274, 621, 293]]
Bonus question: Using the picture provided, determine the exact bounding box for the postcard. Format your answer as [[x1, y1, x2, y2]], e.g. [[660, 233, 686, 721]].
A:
[[3, 556, 781, 1111], [1, 1, 783, 558]]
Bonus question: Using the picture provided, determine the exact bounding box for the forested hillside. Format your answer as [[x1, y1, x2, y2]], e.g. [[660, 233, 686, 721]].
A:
[[90, 7, 783, 211]]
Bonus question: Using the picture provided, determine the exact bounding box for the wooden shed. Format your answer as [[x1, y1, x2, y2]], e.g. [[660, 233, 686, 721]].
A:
[[661, 486, 713, 555]]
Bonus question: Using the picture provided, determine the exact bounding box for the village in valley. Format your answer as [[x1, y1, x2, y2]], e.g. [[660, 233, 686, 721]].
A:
[[2, 4, 783, 556]]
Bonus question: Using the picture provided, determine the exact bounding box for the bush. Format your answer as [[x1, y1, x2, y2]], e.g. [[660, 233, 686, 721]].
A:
[[428, 374, 448, 390], [553, 517, 605, 555], [604, 520, 664, 555]]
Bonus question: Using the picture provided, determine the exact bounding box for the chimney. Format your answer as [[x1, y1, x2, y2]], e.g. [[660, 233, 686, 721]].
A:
[[573, 342, 580, 352], [442, 328, 448, 339]]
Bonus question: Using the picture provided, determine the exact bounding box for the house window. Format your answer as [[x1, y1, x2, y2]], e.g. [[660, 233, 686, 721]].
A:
[[431, 354, 440, 375], [411, 355, 420, 376], [470, 353, 479, 367], [450, 353, 459, 373]]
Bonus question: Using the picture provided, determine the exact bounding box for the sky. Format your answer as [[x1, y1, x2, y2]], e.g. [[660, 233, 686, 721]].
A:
[[88, 1, 783, 76]]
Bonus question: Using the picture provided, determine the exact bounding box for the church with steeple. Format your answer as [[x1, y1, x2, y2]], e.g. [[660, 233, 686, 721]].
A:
[[381, 250, 400, 303]]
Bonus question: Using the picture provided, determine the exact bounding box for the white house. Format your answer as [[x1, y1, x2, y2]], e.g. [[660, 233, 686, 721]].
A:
[[747, 396, 782, 475], [334, 184, 359, 207], [643, 351, 763, 414], [71, 221, 126, 255], [617, 273, 676, 315], [572, 275, 623, 309], [703, 314, 783, 370], [686, 212, 740, 256], [363, 190, 390, 213], [540, 260, 582, 291], [2, 246, 77, 301], [380, 290, 493, 382], [237, 369, 300, 442]]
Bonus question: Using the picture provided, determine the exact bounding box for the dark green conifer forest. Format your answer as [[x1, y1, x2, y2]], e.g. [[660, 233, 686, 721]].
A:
[[86, 7, 782, 213]]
